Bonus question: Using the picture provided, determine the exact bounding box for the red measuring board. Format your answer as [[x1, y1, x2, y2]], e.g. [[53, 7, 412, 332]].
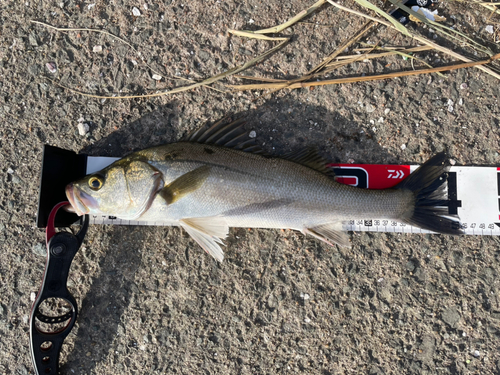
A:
[[328, 163, 412, 189]]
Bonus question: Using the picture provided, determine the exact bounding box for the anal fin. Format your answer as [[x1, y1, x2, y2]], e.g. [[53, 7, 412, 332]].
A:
[[180, 216, 229, 262], [303, 222, 350, 248]]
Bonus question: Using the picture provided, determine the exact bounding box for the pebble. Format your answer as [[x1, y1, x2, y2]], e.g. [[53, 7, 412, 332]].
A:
[[7, 168, 14, 174], [384, 108, 390, 115], [93, 45, 102, 53], [46, 62, 57, 74], [365, 103, 376, 113], [30, 292, 36, 302], [300, 293, 310, 300], [77, 122, 89, 136], [473, 350, 480, 357], [32, 242, 47, 257], [249, 130, 256, 138], [304, 317, 311, 323], [132, 7, 141, 16], [460, 83, 468, 90], [400, 144, 406, 150], [152, 74, 162, 81], [485, 25, 494, 34]]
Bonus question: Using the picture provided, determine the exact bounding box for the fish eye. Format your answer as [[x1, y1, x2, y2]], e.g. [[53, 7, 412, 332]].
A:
[[88, 175, 104, 190]]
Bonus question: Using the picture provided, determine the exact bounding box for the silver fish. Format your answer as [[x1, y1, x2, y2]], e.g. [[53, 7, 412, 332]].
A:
[[66, 118, 462, 261]]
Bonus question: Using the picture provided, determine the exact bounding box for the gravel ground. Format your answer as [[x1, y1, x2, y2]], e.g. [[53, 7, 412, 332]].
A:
[[1, 0, 500, 374]]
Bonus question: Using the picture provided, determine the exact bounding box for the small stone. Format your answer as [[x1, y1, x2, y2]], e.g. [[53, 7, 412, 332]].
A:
[[267, 294, 277, 310], [143, 3, 148, 10], [460, 83, 468, 90], [152, 74, 162, 81], [384, 108, 391, 115], [377, 117, 384, 123], [11, 175, 21, 184], [303, 293, 310, 300], [473, 350, 480, 357], [132, 7, 141, 16], [32, 243, 47, 257], [458, 98, 463, 106], [449, 159, 456, 166], [400, 144, 406, 150], [77, 122, 89, 136], [93, 45, 102, 53], [379, 287, 393, 303], [88, 3, 96, 10], [249, 130, 256, 138], [248, 19, 255, 24], [365, 103, 376, 113], [304, 317, 311, 323], [447, 99, 454, 112], [46, 62, 57, 73], [442, 306, 461, 328], [29, 32, 39, 47], [7, 168, 14, 174], [485, 25, 494, 34], [30, 292, 36, 302]]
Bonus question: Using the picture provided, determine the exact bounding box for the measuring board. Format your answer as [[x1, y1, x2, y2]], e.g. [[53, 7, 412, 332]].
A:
[[82, 156, 500, 236]]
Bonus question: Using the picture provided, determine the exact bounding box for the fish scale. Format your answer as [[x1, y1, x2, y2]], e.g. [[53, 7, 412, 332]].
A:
[[139, 142, 411, 228]]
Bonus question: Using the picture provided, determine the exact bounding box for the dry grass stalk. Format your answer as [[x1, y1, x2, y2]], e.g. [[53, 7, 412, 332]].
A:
[[326, 0, 500, 80], [228, 53, 500, 91], [30, 20, 165, 77], [46, 39, 288, 99], [335, 45, 434, 60]]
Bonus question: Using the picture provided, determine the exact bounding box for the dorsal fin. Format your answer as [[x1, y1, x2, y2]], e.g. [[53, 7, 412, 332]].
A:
[[282, 147, 335, 177], [182, 118, 266, 155]]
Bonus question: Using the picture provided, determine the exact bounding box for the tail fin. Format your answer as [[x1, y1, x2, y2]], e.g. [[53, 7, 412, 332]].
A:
[[395, 152, 463, 235]]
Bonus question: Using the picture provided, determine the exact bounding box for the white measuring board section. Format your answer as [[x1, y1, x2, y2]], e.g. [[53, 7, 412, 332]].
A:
[[86, 156, 500, 235]]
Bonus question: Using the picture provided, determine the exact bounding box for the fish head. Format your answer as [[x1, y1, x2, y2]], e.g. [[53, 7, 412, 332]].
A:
[[66, 158, 164, 220]]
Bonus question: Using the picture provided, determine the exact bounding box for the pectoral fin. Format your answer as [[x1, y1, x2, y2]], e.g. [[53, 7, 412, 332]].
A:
[[303, 222, 350, 248], [180, 216, 229, 262], [160, 165, 211, 204]]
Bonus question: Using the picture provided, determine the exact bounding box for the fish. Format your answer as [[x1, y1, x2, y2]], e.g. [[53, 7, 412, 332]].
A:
[[65, 118, 463, 261]]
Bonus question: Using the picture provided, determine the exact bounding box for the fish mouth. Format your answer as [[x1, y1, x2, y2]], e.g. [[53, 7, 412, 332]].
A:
[[65, 183, 98, 216]]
